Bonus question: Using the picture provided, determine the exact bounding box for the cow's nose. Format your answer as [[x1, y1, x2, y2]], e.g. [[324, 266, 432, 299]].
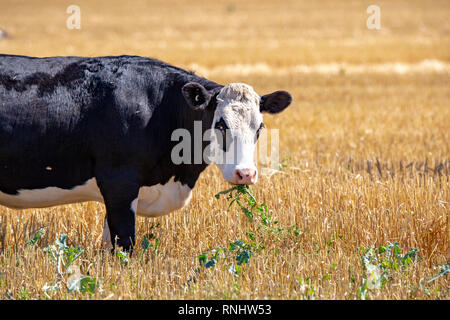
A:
[[234, 169, 257, 185]]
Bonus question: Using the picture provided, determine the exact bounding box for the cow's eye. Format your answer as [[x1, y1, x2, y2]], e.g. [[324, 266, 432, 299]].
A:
[[214, 118, 231, 152], [256, 122, 265, 139], [214, 118, 228, 132]]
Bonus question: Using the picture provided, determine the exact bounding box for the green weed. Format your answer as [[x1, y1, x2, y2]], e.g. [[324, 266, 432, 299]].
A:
[[42, 233, 100, 297], [358, 242, 419, 299]]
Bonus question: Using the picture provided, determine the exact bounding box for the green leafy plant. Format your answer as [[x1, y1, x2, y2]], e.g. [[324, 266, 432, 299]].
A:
[[25, 228, 45, 247], [198, 247, 226, 269], [377, 242, 418, 273], [67, 271, 100, 296], [141, 223, 161, 254], [358, 242, 419, 299], [297, 277, 316, 300], [198, 240, 254, 276], [43, 233, 83, 277], [115, 250, 129, 264], [42, 233, 99, 297]]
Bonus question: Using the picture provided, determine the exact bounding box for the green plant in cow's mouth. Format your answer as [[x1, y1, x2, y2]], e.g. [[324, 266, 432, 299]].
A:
[[215, 185, 257, 221], [215, 185, 281, 232]]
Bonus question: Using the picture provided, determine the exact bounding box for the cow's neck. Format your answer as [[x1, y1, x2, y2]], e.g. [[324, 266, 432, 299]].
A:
[[145, 78, 222, 190], [174, 91, 217, 189]]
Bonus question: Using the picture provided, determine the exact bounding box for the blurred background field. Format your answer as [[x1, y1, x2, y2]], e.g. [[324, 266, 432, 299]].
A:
[[0, 0, 448, 299], [1, 0, 450, 65]]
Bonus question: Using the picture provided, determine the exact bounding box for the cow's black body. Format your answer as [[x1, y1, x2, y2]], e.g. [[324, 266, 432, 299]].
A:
[[0, 54, 222, 250]]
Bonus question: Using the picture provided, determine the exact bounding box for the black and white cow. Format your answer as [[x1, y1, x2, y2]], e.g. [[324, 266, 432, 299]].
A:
[[0, 54, 292, 251]]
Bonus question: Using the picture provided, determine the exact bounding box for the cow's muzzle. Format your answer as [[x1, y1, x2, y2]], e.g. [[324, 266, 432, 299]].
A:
[[234, 168, 257, 185]]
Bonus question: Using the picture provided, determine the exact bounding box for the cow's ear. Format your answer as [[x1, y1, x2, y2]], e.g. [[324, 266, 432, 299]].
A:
[[260, 91, 292, 114], [182, 82, 212, 111]]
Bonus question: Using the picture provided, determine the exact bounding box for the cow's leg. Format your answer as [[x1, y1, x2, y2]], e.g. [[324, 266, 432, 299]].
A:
[[97, 174, 140, 252]]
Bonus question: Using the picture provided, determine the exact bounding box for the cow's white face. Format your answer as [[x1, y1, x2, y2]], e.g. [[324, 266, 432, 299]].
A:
[[182, 82, 292, 185], [209, 83, 263, 184]]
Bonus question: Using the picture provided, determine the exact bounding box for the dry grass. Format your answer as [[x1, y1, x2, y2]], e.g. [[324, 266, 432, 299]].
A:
[[0, 0, 448, 299]]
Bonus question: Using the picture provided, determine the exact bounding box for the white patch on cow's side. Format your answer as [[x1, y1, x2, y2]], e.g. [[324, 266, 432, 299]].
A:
[[135, 176, 192, 217], [0, 178, 103, 209], [209, 83, 262, 183], [0, 175, 192, 215], [2, 176, 191, 247], [101, 179, 189, 246]]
